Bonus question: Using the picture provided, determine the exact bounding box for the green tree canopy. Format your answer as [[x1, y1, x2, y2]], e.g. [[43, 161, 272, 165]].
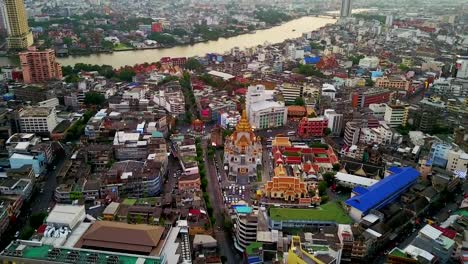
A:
[[84, 92, 106, 106], [294, 97, 305, 106], [184, 58, 203, 71]]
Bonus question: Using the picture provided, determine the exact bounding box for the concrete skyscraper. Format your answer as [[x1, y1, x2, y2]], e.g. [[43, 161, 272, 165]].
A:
[[0, 0, 10, 35], [340, 0, 352, 18], [4, 0, 33, 50]]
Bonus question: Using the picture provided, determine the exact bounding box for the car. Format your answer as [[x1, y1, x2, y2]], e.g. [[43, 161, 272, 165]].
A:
[[14, 231, 20, 238], [267, 129, 272, 133], [40, 188, 44, 193], [47, 207, 52, 212]]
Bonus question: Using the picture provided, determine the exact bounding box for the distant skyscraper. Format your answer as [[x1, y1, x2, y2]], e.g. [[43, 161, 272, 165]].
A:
[[340, 0, 352, 18], [385, 15, 393, 27], [4, 0, 33, 49], [19, 47, 62, 84], [0, 0, 10, 34]]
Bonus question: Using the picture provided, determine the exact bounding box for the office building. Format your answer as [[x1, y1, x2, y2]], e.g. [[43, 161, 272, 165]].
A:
[[246, 84, 287, 130], [384, 104, 408, 128], [18, 107, 58, 133], [4, 0, 33, 49], [340, 0, 352, 17], [19, 47, 62, 84]]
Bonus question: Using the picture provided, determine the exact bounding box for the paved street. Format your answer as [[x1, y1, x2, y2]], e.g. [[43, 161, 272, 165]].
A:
[[203, 140, 241, 264]]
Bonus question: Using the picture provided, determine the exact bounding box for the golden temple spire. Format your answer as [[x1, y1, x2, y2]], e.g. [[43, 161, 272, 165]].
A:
[[236, 109, 252, 132]]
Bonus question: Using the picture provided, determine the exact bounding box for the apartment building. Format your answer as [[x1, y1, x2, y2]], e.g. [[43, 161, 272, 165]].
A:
[[359, 123, 393, 145], [324, 109, 343, 137], [351, 88, 392, 109], [18, 107, 58, 133], [19, 47, 62, 84], [384, 104, 408, 128], [233, 207, 258, 252]]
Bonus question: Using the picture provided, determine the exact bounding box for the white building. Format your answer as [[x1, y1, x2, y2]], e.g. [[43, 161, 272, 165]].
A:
[[234, 208, 258, 252], [359, 56, 380, 69], [153, 88, 185, 116], [359, 122, 393, 145], [46, 204, 86, 229], [384, 104, 408, 128], [322, 83, 336, 100], [219, 110, 241, 129], [38, 98, 60, 109], [335, 172, 379, 188], [446, 150, 468, 173], [456, 57, 468, 79], [324, 109, 343, 137], [369, 103, 387, 119], [19, 107, 58, 133], [246, 85, 287, 130]]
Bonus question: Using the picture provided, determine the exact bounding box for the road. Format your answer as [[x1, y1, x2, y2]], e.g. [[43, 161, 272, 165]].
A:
[[202, 139, 241, 264], [0, 144, 69, 251]]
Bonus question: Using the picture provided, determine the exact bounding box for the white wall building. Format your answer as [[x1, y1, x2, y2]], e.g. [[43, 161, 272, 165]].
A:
[[324, 109, 343, 137], [19, 107, 58, 133], [384, 104, 408, 128], [446, 150, 468, 174], [456, 57, 468, 79], [246, 85, 287, 130], [359, 56, 380, 69], [359, 122, 393, 145], [369, 103, 387, 119]]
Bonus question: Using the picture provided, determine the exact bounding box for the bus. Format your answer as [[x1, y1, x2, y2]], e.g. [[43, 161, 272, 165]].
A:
[[287, 131, 296, 136]]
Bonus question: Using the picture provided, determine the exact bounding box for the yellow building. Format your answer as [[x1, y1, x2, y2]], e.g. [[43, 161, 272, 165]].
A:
[[5, 0, 33, 49]]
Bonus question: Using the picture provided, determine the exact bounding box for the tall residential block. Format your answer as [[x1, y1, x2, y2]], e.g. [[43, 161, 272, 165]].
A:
[[0, 0, 10, 34], [19, 47, 62, 84], [340, 0, 352, 17], [4, 0, 33, 49]]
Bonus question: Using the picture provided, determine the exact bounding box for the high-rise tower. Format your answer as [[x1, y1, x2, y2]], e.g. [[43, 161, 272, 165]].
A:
[[0, 0, 10, 35], [340, 0, 352, 18], [4, 0, 33, 50]]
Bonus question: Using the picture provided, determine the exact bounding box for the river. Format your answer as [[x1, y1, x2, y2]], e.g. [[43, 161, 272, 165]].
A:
[[0, 16, 336, 68]]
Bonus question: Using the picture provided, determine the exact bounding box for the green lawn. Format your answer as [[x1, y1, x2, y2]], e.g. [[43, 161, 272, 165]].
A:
[[113, 43, 133, 50], [269, 202, 352, 224], [388, 248, 406, 258], [122, 198, 137, 206]]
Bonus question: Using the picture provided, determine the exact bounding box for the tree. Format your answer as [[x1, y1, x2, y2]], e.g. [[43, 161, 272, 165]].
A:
[[294, 97, 305, 106], [116, 68, 136, 82], [324, 127, 332, 136], [348, 55, 364, 66], [365, 78, 375, 87], [318, 181, 328, 196], [134, 215, 143, 224], [30, 212, 47, 229], [320, 195, 329, 204], [65, 74, 80, 83], [62, 65, 74, 76], [332, 163, 340, 171], [184, 58, 202, 71], [84, 92, 105, 106], [148, 33, 177, 45], [322, 172, 336, 187], [398, 64, 410, 72]]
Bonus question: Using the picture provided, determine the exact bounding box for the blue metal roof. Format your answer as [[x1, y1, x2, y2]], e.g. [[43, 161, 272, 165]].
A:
[[345, 167, 420, 214], [304, 56, 321, 64]]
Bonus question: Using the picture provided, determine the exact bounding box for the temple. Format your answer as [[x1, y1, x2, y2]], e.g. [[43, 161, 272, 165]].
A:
[[224, 110, 262, 184]]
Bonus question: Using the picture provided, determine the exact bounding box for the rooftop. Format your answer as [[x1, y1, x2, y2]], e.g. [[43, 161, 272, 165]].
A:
[[345, 167, 420, 214], [20, 107, 53, 117], [269, 202, 352, 224], [0, 242, 165, 264]]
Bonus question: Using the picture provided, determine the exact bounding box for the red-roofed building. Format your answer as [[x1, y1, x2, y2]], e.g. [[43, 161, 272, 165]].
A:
[[431, 225, 457, 239], [298, 117, 328, 137]]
